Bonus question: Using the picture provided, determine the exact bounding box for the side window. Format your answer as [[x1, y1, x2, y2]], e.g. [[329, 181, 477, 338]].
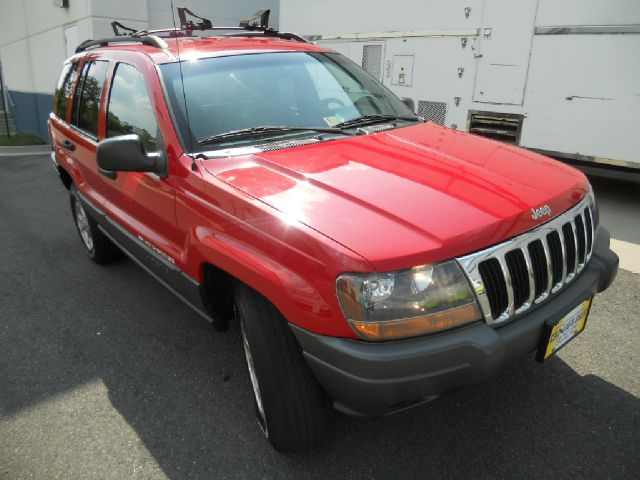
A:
[[71, 60, 109, 136], [52, 62, 80, 119], [107, 63, 158, 152]]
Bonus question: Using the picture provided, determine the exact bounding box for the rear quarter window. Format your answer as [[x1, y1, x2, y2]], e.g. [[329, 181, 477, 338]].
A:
[[52, 62, 80, 120]]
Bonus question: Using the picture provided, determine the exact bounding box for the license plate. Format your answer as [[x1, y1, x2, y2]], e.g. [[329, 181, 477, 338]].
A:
[[536, 298, 592, 362]]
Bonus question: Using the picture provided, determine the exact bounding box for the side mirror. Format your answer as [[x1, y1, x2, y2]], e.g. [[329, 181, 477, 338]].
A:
[[97, 134, 165, 179], [401, 97, 415, 113]]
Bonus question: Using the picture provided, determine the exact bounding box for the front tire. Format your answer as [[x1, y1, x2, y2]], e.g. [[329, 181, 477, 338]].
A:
[[235, 284, 328, 453], [69, 185, 119, 264]]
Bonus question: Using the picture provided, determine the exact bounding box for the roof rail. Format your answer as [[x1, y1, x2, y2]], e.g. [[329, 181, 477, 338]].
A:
[[223, 30, 309, 43], [75, 35, 169, 53]]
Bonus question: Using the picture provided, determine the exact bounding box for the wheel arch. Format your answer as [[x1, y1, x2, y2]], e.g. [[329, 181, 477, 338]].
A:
[[57, 164, 73, 189]]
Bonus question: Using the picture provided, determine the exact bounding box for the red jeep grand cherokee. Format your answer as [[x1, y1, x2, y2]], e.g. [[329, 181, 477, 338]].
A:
[[49, 14, 618, 452]]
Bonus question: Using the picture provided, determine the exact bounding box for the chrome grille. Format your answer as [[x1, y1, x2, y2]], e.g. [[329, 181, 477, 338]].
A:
[[457, 194, 595, 325]]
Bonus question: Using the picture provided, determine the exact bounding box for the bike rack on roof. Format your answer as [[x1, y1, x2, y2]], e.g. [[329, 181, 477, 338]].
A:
[[75, 7, 309, 53], [177, 7, 212, 31], [111, 21, 137, 37]]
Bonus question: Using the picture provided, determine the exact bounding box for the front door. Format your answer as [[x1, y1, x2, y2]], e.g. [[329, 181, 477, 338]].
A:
[[101, 61, 180, 266]]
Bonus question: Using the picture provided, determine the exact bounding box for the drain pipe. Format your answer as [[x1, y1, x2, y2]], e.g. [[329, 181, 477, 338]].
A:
[[0, 64, 10, 138]]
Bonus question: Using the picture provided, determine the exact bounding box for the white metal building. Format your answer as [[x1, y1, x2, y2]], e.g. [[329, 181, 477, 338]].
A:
[[281, 0, 640, 172], [0, 0, 278, 139]]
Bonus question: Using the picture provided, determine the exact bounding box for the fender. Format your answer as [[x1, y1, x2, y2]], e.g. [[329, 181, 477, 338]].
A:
[[174, 173, 372, 337], [192, 226, 351, 336]]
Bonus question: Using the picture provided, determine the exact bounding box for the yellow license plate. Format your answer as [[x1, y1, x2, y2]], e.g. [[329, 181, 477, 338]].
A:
[[536, 298, 592, 362]]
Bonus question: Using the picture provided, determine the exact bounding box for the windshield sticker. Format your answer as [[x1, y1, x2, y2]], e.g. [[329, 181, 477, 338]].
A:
[[323, 116, 340, 127]]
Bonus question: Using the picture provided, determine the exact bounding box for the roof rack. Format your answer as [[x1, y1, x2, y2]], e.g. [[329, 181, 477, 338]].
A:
[[75, 35, 169, 53], [75, 7, 309, 54]]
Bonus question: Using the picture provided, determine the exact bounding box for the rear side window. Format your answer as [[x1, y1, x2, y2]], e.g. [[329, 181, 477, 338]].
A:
[[107, 63, 158, 151], [53, 62, 79, 119], [71, 60, 109, 136]]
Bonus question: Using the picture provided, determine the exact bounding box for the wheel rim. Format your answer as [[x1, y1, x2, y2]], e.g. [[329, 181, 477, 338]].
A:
[[74, 196, 94, 251], [241, 323, 268, 437]]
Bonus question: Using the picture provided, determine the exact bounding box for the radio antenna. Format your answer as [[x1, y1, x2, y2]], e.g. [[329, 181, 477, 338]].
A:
[[169, 0, 198, 172]]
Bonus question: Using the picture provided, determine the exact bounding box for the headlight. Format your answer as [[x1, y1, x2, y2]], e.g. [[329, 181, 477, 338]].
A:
[[336, 260, 481, 341]]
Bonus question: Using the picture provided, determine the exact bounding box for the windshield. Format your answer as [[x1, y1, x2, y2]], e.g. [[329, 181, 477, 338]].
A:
[[160, 51, 415, 151]]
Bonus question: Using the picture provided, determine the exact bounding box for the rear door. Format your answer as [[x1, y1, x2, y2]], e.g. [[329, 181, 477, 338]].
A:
[[65, 58, 110, 204], [50, 60, 81, 186]]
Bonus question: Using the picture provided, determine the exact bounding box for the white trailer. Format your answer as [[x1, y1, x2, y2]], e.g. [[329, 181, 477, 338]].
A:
[[280, 0, 640, 177]]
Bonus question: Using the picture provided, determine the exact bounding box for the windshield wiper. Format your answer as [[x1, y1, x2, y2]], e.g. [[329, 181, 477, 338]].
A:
[[335, 114, 423, 129], [199, 125, 355, 146]]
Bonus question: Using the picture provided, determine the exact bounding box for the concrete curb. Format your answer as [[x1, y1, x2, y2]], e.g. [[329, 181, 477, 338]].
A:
[[610, 238, 640, 275], [0, 145, 52, 157]]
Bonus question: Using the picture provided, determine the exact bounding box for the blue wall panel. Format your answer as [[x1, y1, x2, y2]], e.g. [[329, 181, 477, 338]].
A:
[[8, 91, 53, 141]]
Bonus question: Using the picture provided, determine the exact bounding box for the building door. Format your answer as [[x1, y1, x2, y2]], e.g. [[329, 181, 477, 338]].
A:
[[472, 0, 538, 105]]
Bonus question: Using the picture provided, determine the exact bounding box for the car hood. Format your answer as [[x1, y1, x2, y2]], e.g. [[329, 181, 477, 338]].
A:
[[202, 122, 589, 271]]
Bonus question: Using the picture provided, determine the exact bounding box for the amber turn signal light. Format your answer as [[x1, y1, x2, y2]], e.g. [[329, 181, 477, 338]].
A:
[[348, 303, 481, 341]]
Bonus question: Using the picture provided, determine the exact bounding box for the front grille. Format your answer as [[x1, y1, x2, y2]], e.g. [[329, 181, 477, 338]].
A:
[[547, 231, 564, 286], [478, 259, 507, 319], [457, 195, 596, 325], [584, 207, 593, 253], [528, 240, 548, 298], [562, 223, 577, 275], [505, 249, 530, 310]]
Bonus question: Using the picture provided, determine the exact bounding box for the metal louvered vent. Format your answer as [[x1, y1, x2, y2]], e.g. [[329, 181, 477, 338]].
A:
[[458, 194, 595, 325], [468, 111, 523, 144], [358, 123, 396, 134], [362, 45, 383, 81], [417, 100, 447, 125], [255, 137, 322, 152]]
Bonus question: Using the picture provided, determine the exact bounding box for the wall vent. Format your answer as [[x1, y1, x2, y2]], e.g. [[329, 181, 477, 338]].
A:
[[467, 111, 523, 144], [417, 100, 447, 125], [362, 45, 383, 81]]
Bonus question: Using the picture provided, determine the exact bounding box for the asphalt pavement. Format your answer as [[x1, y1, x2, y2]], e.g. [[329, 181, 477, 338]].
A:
[[1, 153, 639, 479]]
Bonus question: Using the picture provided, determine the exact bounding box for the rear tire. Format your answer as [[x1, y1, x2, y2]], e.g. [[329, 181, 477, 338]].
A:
[[69, 185, 120, 264], [234, 284, 329, 453]]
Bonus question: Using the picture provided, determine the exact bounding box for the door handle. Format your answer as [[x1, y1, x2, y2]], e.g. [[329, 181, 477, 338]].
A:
[[62, 139, 75, 151]]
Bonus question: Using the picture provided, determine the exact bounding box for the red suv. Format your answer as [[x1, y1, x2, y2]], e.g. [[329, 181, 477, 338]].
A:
[[49, 12, 618, 452]]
